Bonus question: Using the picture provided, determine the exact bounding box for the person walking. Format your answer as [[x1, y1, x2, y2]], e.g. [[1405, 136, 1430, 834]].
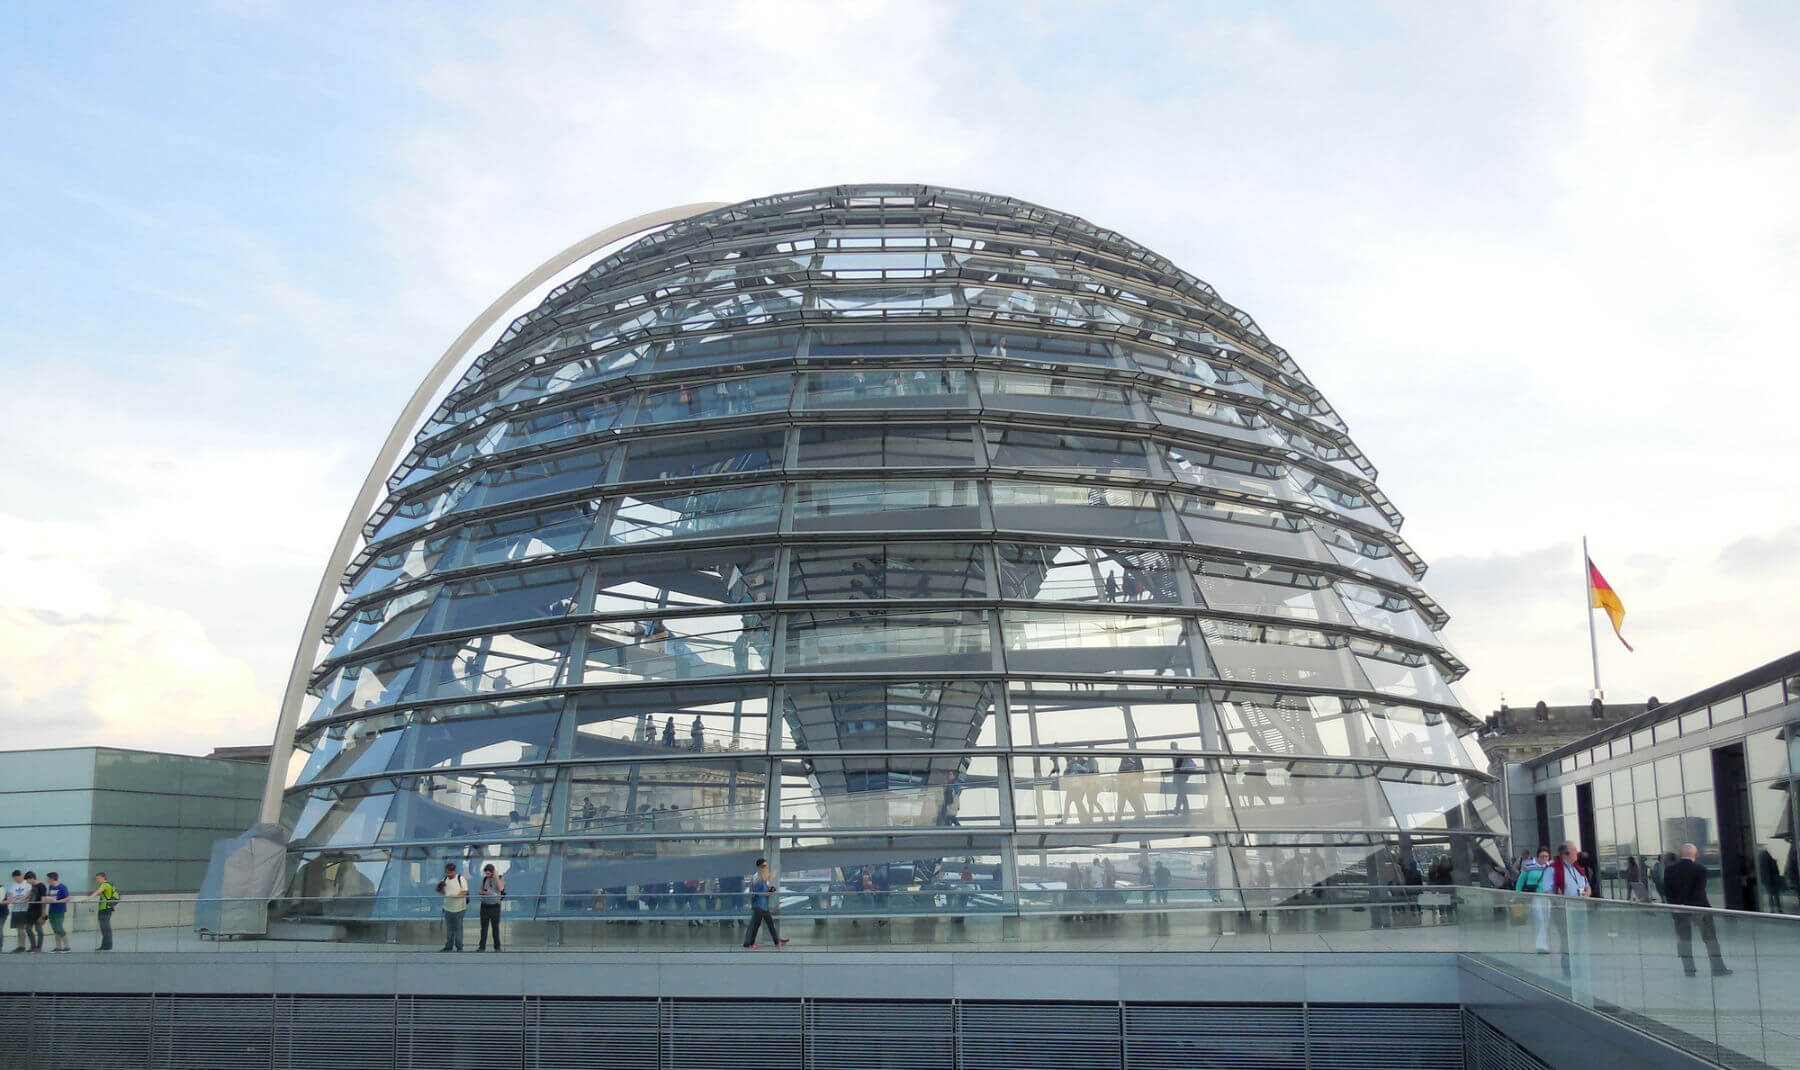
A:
[[741, 858, 788, 950], [1516, 846, 1553, 953], [7, 870, 32, 953], [1548, 842, 1593, 996], [89, 872, 119, 951], [22, 872, 47, 952], [44, 872, 70, 952], [1625, 856, 1650, 903], [475, 864, 505, 952], [437, 862, 468, 951], [1169, 744, 1195, 815], [1116, 755, 1147, 819], [1665, 843, 1732, 977], [938, 770, 963, 827], [2, 870, 22, 952]]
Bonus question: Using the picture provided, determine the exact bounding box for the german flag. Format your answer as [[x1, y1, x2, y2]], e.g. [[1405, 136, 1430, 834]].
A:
[[1587, 558, 1633, 652]]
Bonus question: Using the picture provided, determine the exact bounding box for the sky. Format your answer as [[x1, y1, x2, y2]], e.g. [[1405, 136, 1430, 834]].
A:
[[2, 1, 1796, 755]]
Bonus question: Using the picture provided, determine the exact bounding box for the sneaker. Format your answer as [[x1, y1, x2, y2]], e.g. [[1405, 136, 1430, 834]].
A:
[[1684, 969, 1698, 977], [775, 939, 790, 947], [1713, 968, 1734, 977], [743, 943, 762, 950]]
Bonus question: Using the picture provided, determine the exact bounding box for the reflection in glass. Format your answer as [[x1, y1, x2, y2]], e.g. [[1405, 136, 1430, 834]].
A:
[[788, 542, 987, 601], [459, 502, 601, 567], [1009, 755, 1229, 828], [782, 755, 1001, 831], [636, 374, 794, 426], [988, 428, 1150, 477], [796, 425, 977, 469], [606, 484, 782, 544], [978, 370, 1133, 420], [1008, 682, 1211, 750], [592, 546, 778, 613], [804, 367, 972, 411], [410, 628, 576, 703], [1003, 610, 1196, 677], [620, 428, 784, 483], [1191, 558, 1352, 624], [785, 609, 994, 673], [1174, 495, 1336, 565], [783, 680, 999, 751], [421, 563, 584, 637], [991, 482, 1166, 540], [1198, 619, 1370, 691], [568, 684, 770, 759], [582, 613, 772, 683], [1213, 691, 1384, 760], [1223, 760, 1397, 831], [998, 544, 1184, 605], [792, 480, 980, 532], [565, 759, 768, 835]]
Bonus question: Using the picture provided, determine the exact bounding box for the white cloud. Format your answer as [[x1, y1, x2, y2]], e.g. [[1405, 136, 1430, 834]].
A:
[[0, 525, 267, 755]]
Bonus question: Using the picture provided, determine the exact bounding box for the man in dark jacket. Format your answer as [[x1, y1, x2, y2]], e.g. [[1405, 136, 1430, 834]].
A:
[[1665, 843, 1732, 977]]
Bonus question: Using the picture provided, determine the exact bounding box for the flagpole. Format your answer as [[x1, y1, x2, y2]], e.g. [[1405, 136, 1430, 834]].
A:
[[1583, 535, 1602, 699]]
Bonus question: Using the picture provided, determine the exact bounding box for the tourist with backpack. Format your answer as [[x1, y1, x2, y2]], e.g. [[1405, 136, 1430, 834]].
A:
[[88, 872, 120, 951]]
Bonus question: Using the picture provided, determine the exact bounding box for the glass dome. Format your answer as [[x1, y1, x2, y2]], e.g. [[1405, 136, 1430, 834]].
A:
[[280, 184, 1503, 919]]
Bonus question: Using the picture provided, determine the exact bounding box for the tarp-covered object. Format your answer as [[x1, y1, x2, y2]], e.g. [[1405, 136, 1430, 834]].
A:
[[194, 823, 289, 937]]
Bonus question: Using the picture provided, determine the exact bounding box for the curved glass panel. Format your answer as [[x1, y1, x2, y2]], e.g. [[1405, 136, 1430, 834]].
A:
[[606, 484, 782, 544], [582, 613, 772, 684], [793, 479, 980, 533], [997, 543, 1184, 605], [796, 425, 977, 469], [591, 546, 778, 613], [1002, 610, 1196, 677], [636, 373, 794, 427], [788, 542, 987, 601], [784, 609, 994, 673], [782, 680, 1000, 751], [804, 367, 973, 411], [991, 482, 1166, 541], [977, 370, 1134, 421]]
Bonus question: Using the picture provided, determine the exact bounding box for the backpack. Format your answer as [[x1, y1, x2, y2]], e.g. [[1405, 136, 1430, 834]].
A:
[[98, 883, 121, 911]]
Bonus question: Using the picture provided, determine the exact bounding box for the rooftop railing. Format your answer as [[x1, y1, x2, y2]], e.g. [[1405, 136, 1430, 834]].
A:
[[14, 886, 1794, 1067]]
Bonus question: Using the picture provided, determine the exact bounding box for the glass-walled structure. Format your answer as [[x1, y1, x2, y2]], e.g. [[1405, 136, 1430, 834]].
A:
[[277, 185, 1502, 920], [1526, 652, 1800, 912]]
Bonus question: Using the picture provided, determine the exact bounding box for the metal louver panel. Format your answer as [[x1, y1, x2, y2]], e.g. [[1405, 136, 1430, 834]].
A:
[[276, 995, 398, 1070], [398, 995, 524, 1070], [805, 1000, 955, 1069], [155, 996, 275, 1070], [0, 994, 32, 1065], [526, 997, 659, 1070], [31, 993, 156, 1067], [1125, 1003, 1305, 1070], [959, 1001, 1121, 1070], [662, 999, 803, 1070], [1462, 1010, 1551, 1070], [1306, 1004, 1462, 1069]]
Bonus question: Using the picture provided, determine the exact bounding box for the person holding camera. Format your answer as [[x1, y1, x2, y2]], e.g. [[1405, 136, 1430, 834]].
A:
[[476, 863, 506, 952], [437, 862, 468, 952]]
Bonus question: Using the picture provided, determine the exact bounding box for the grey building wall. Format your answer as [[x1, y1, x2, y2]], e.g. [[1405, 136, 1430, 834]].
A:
[[0, 747, 266, 893]]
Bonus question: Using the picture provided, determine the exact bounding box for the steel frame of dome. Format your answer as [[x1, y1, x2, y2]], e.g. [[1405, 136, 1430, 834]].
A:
[[271, 184, 1504, 920]]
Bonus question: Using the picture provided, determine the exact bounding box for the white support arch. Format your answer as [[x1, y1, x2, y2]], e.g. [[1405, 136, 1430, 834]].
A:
[[259, 202, 729, 824]]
